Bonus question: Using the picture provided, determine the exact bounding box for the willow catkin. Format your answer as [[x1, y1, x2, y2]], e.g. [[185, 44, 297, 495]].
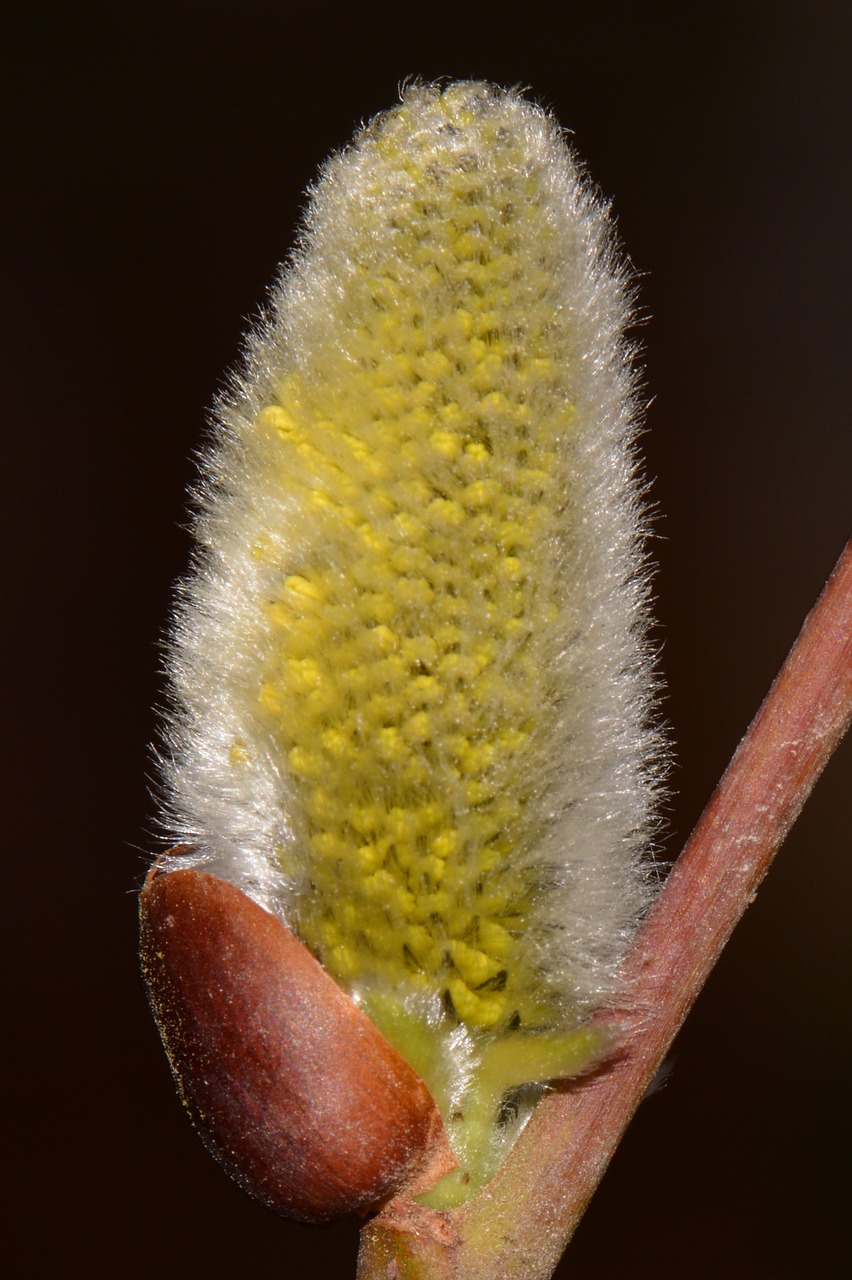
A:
[[157, 81, 662, 1201]]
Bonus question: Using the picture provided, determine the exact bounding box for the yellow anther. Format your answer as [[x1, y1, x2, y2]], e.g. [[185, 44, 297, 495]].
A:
[[429, 429, 462, 460], [228, 739, 250, 765], [432, 829, 458, 859], [288, 746, 320, 778], [285, 574, 324, 602], [258, 404, 296, 435], [361, 624, 395, 656], [427, 497, 465, 528], [403, 711, 431, 742]]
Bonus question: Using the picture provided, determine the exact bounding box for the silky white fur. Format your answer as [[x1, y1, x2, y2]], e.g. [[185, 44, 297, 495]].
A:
[[157, 82, 663, 1042]]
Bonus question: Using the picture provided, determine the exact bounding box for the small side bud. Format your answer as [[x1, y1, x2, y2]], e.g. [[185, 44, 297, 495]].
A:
[[139, 861, 455, 1222]]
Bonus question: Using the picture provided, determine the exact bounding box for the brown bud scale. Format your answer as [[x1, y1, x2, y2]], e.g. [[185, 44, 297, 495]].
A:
[[139, 861, 455, 1222]]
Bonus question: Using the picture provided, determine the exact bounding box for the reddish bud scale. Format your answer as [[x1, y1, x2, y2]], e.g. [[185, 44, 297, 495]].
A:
[[139, 862, 455, 1222]]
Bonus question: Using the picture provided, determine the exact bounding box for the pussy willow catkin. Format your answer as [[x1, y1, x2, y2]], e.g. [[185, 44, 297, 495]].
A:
[[159, 81, 662, 1202]]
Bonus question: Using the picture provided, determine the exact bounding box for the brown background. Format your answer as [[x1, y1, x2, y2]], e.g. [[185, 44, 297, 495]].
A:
[[6, 1, 850, 1276]]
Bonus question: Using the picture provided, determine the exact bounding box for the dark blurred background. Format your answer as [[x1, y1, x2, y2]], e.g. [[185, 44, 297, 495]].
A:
[[5, 1, 850, 1275]]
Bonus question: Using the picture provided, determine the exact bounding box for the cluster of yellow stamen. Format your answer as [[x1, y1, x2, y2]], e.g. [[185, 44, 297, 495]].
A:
[[244, 88, 577, 1033]]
